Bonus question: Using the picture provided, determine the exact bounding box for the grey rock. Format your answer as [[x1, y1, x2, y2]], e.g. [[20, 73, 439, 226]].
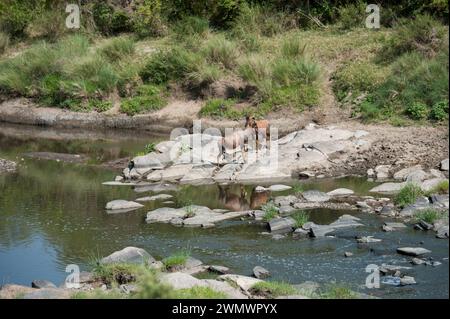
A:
[[421, 178, 448, 192], [253, 266, 270, 279], [419, 220, 433, 230], [370, 182, 406, 194], [397, 247, 431, 256], [202, 279, 248, 299], [278, 206, 296, 216], [100, 247, 155, 265], [255, 186, 267, 192], [208, 265, 231, 274], [440, 158, 449, 171], [0, 158, 17, 173], [136, 194, 173, 202], [430, 194, 449, 208], [436, 225, 449, 239], [119, 284, 138, 295], [302, 190, 330, 202], [274, 195, 299, 206], [344, 252, 353, 257], [272, 234, 285, 240], [382, 225, 394, 232], [400, 276, 416, 286], [184, 257, 203, 270], [105, 200, 143, 211], [268, 184, 292, 192], [268, 217, 295, 233], [23, 288, 71, 299], [31, 280, 56, 289], [329, 215, 363, 229], [384, 222, 407, 229], [218, 274, 262, 292], [411, 258, 426, 265], [375, 165, 391, 180], [405, 170, 429, 183], [393, 165, 423, 180], [310, 225, 335, 237], [160, 272, 207, 290], [379, 205, 396, 217], [292, 228, 310, 239], [327, 188, 354, 196], [357, 236, 382, 243]]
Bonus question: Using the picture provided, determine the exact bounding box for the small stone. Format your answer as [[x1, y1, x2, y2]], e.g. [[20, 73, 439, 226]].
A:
[[411, 258, 426, 265], [400, 276, 416, 286], [344, 252, 353, 257], [357, 236, 382, 243], [209, 265, 231, 274], [292, 228, 309, 239], [105, 200, 143, 211], [253, 266, 270, 279], [382, 225, 394, 232], [440, 159, 449, 171]]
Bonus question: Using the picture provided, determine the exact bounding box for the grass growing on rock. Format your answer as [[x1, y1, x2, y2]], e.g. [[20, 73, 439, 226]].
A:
[[291, 211, 309, 228], [319, 284, 357, 299], [176, 286, 227, 299], [427, 180, 449, 195], [162, 251, 190, 270], [395, 184, 424, 208], [414, 209, 445, 224], [250, 281, 297, 298], [261, 202, 279, 222], [92, 263, 145, 286]]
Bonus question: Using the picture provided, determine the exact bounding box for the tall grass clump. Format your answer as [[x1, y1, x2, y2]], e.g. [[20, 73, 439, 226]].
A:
[[0, 31, 9, 55], [176, 287, 227, 299], [320, 284, 357, 299], [250, 281, 297, 298], [414, 209, 443, 224], [201, 35, 238, 69], [261, 202, 279, 222], [99, 37, 135, 62], [291, 211, 310, 228], [162, 250, 190, 270], [120, 84, 166, 116], [395, 183, 424, 208], [173, 16, 210, 38]]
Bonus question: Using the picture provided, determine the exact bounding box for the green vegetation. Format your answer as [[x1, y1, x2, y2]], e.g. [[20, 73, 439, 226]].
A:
[[162, 251, 190, 270], [92, 263, 144, 286], [427, 180, 449, 194], [414, 209, 443, 224], [395, 183, 424, 208], [320, 283, 357, 299], [176, 286, 227, 299], [292, 183, 304, 194], [144, 143, 156, 154], [250, 281, 297, 298], [261, 202, 279, 222], [291, 211, 309, 228], [0, 32, 9, 55], [199, 98, 242, 120]]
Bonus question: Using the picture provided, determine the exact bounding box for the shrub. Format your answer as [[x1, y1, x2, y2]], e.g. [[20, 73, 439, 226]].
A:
[[406, 102, 429, 120], [144, 143, 156, 153], [429, 101, 449, 121], [337, 2, 366, 29], [133, 0, 166, 37], [186, 64, 223, 87], [238, 54, 271, 85], [272, 58, 320, 86], [139, 47, 200, 84], [414, 209, 442, 224], [0, 32, 10, 55], [99, 37, 135, 62], [280, 38, 307, 59], [250, 281, 297, 298], [173, 16, 210, 37], [202, 35, 238, 69], [25, 9, 66, 41], [291, 211, 309, 228], [162, 251, 190, 270], [395, 183, 424, 208], [261, 202, 279, 222], [120, 85, 166, 115], [88, 99, 113, 113], [0, 0, 34, 38], [93, 263, 144, 286], [92, 2, 132, 35]]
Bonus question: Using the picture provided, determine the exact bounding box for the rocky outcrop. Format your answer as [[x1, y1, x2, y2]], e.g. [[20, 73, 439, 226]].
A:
[[100, 247, 156, 265], [0, 158, 16, 173]]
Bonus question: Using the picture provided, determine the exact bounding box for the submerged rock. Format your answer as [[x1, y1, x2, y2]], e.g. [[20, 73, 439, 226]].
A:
[[268, 184, 292, 192], [370, 182, 406, 194], [400, 276, 417, 286], [357, 236, 382, 243], [253, 266, 270, 279], [397, 247, 431, 257], [0, 158, 17, 173], [209, 265, 231, 275]]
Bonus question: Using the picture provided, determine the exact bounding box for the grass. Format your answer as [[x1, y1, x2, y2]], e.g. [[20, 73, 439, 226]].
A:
[[72, 288, 126, 299], [427, 180, 449, 195], [414, 209, 445, 224], [144, 143, 156, 153], [292, 183, 304, 194], [261, 202, 279, 222], [249, 281, 297, 298], [395, 183, 424, 208], [162, 251, 190, 270], [320, 284, 357, 299], [120, 84, 167, 116], [92, 263, 145, 286], [183, 205, 196, 218], [291, 211, 309, 228], [0, 31, 9, 55], [175, 286, 227, 299], [199, 98, 242, 120]]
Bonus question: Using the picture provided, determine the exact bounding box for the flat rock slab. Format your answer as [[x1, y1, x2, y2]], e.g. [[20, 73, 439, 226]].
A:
[[397, 247, 432, 256], [100, 247, 155, 265], [160, 272, 207, 290], [202, 279, 248, 299], [327, 188, 355, 196], [384, 222, 407, 229], [302, 190, 330, 202], [105, 200, 143, 211], [370, 182, 406, 194], [22, 288, 72, 299], [218, 274, 262, 291], [136, 194, 173, 202], [269, 217, 295, 233]]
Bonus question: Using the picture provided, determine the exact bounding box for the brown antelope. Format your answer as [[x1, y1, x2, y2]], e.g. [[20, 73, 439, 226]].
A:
[[244, 116, 270, 151], [217, 126, 255, 164]]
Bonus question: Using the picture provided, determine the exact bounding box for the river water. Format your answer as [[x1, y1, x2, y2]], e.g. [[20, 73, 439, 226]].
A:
[[0, 124, 448, 298]]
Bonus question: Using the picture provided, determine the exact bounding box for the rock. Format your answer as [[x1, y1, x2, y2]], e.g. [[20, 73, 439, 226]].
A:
[[429, 169, 445, 179], [375, 165, 391, 180], [400, 276, 416, 286], [367, 168, 375, 177], [120, 284, 138, 294], [357, 201, 372, 211], [354, 130, 369, 138], [436, 225, 449, 239], [161, 164, 193, 182], [202, 279, 248, 299], [421, 178, 448, 192], [370, 182, 406, 194], [301, 222, 317, 230], [393, 165, 423, 180], [382, 225, 394, 232], [253, 266, 270, 279], [100, 247, 155, 265], [213, 164, 241, 183], [155, 140, 175, 154], [278, 206, 296, 216], [268, 184, 292, 192], [31, 280, 56, 289], [302, 190, 330, 202], [160, 272, 207, 290], [411, 258, 426, 265], [0, 158, 17, 174], [384, 222, 407, 229], [146, 207, 186, 224], [209, 265, 231, 274], [105, 200, 143, 211], [184, 257, 203, 270], [272, 234, 285, 240], [0, 284, 34, 299], [115, 175, 124, 182], [132, 152, 169, 170], [310, 225, 335, 237], [268, 217, 295, 233], [277, 131, 298, 145], [218, 274, 262, 291], [397, 247, 431, 256], [329, 215, 363, 229], [399, 197, 431, 217], [255, 186, 267, 192], [136, 194, 173, 202], [22, 288, 72, 299], [292, 228, 310, 239], [179, 165, 216, 185], [440, 158, 449, 171], [357, 236, 382, 243], [379, 205, 396, 217], [344, 252, 353, 257], [418, 220, 433, 230], [405, 170, 430, 183], [274, 195, 299, 206], [327, 188, 354, 196], [430, 194, 449, 208]]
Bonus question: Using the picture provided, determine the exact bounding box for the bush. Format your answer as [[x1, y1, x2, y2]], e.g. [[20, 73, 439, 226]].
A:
[[395, 183, 424, 208], [120, 85, 166, 115], [272, 58, 320, 86], [406, 102, 429, 120], [202, 35, 238, 69], [133, 0, 166, 37], [25, 9, 66, 41], [0, 0, 33, 38], [0, 32, 9, 55], [99, 37, 135, 62], [320, 284, 357, 299], [88, 99, 113, 113], [92, 2, 133, 35], [429, 101, 449, 121], [199, 98, 241, 120], [173, 16, 210, 37], [135, 272, 177, 299], [337, 1, 366, 29]]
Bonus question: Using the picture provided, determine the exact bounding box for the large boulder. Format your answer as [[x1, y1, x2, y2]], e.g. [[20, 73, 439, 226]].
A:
[[268, 217, 295, 233], [253, 266, 271, 279], [100, 247, 155, 265], [421, 178, 448, 192], [397, 247, 431, 257], [160, 272, 207, 290], [375, 165, 391, 180], [370, 182, 406, 194], [393, 165, 423, 180]]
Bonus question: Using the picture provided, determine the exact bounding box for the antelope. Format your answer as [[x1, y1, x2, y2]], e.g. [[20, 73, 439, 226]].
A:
[[217, 126, 255, 164], [244, 115, 271, 151]]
